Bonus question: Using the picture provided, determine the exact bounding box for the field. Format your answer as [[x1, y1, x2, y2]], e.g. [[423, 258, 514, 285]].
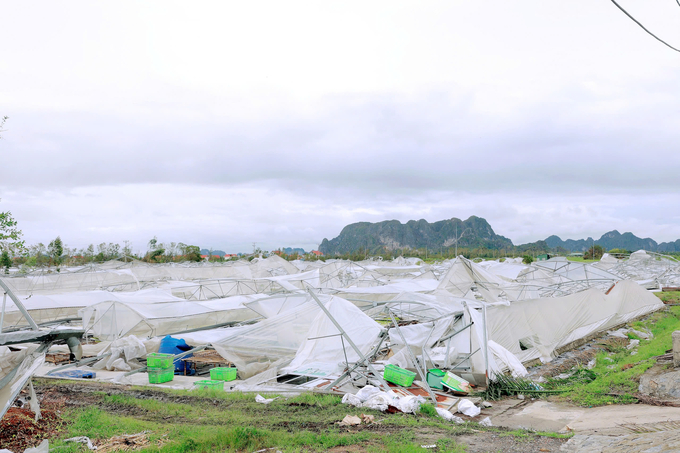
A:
[[0, 381, 572, 453], [3, 293, 678, 453]]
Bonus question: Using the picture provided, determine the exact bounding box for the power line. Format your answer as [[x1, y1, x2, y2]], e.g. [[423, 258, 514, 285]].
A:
[[610, 0, 680, 53]]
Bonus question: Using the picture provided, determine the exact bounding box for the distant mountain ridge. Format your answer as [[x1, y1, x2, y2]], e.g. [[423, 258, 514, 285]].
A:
[[200, 249, 226, 256], [546, 230, 680, 253], [319, 217, 680, 255], [319, 216, 513, 255], [282, 247, 306, 255]]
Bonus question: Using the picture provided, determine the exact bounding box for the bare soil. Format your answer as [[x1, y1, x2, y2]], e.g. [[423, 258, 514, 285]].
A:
[[0, 380, 571, 452]]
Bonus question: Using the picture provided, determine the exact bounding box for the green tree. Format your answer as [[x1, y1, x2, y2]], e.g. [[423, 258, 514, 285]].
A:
[[181, 244, 202, 262], [48, 236, 64, 267], [522, 255, 534, 265], [1, 250, 11, 274], [0, 209, 25, 253], [85, 244, 95, 262], [584, 245, 605, 260]]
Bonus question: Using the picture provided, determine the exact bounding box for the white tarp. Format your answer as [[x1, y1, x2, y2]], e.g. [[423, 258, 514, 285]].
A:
[[212, 294, 382, 378]]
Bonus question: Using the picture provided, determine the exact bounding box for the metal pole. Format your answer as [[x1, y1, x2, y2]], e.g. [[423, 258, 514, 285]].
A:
[[482, 302, 489, 386], [307, 290, 391, 390], [387, 310, 438, 404], [0, 277, 39, 331], [0, 292, 6, 334]]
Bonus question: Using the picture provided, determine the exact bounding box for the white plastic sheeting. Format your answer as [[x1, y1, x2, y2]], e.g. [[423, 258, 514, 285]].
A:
[[485, 280, 663, 363], [1, 289, 183, 330], [79, 294, 265, 340], [212, 294, 382, 378], [0, 345, 46, 420]]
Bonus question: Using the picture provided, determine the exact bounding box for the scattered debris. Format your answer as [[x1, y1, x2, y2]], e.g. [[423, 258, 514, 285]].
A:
[[457, 399, 481, 417], [360, 413, 375, 424], [338, 415, 362, 426], [435, 407, 464, 423], [64, 436, 97, 450], [97, 431, 152, 453], [0, 407, 65, 453], [255, 394, 277, 405]]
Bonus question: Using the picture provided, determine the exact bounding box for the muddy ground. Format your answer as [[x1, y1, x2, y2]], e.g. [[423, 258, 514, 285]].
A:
[[0, 381, 571, 453]]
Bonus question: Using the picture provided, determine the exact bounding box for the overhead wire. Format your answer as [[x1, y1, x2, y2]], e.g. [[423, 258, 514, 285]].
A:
[[609, 0, 680, 52]]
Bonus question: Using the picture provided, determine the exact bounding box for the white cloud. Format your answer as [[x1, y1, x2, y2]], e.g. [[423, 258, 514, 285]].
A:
[[1, 1, 680, 252]]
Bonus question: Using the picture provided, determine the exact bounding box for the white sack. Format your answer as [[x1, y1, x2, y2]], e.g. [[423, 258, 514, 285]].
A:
[[341, 393, 362, 407], [356, 385, 380, 402], [457, 399, 481, 417], [362, 392, 392, 412], [398, 395, 425, 414]]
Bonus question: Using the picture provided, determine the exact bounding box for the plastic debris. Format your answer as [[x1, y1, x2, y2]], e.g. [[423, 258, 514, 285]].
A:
[[441, 371, 471, 393], [341, 393, 362, 407], [435, 407, 463, 423], [355, 385, 380, 402], [627, 339, 640, 350], [338, 415, 361, 426], [65, 436, 97, 450], [479, 416, 493, 427], [362, 392, 392, 412], [255, 394, 277, 404], [398, 395, 425, 414], [23, 440, 49, 453], [361, 413, 375, 424], [457, 398, 481, 417]]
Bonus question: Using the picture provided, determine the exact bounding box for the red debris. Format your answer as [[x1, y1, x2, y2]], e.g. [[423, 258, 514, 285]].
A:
[[0, 407, 66, 452]]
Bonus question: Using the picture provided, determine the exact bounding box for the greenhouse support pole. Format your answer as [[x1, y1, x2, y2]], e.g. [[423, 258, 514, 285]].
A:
[[482, 302, 489, 386], [307, 290, 391, 391], [0, 292, 6, 333], [0, 277, 39, 331]]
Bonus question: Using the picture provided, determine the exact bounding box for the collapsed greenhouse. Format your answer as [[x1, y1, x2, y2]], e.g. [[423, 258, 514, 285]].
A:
[[1, 251, 676, 419]]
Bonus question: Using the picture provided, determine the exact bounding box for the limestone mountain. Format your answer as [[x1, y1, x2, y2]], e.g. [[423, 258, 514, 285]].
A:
[[318, 216, 513, 255], [545, 230, 660, 253]]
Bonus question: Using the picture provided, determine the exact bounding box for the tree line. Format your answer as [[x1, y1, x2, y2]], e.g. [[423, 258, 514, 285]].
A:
[[2, 232, 203, 273]]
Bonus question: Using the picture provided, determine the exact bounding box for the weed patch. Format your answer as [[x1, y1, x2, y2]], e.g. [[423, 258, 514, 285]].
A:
[[545, 305, 680, 406]]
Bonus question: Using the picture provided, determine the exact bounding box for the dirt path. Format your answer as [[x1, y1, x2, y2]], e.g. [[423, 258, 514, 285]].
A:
[[21, 380, 572, 453]]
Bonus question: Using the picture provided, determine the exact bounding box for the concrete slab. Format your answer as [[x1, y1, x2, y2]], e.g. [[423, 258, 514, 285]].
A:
[[487, 399, 680, 435], [35, 363, 237, 391]]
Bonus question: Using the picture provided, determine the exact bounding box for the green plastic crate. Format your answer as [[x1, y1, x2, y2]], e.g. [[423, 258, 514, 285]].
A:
[[426, 369, 446, 390], [194, 380, 224, 390], [148, 366, 174, 384], [383, 364, 416, 387], [210, 367, 238, 381], [441, 371, 471, 393], [146, 352, 174, 368]]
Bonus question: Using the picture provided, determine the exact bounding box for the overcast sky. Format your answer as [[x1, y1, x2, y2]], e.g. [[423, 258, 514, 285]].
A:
[[1, 1, 680, 254]]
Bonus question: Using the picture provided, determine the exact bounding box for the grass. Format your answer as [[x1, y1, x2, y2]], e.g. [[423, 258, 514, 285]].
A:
[[44, 388, 476, 453], [37, 382, 574, 452], [655, 290, 680, 305], [540, 302, 680, 406], [565, 257, 598, 263]]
